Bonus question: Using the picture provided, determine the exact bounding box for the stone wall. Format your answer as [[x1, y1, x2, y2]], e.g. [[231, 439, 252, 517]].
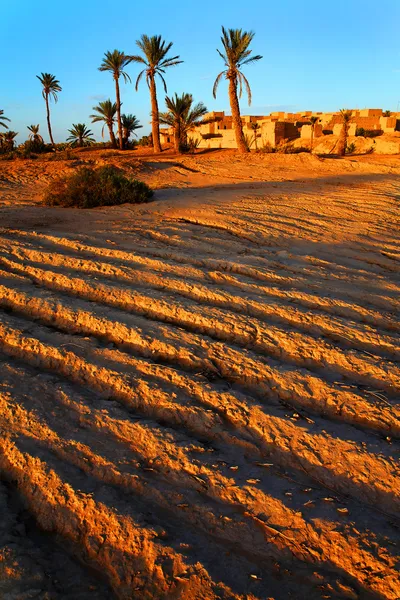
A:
[[301, 124, 324, 139], [333, 123, 357, 136]]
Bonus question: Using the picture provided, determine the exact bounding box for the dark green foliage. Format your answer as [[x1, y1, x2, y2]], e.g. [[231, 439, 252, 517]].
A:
[[345, 142, 356, 154], [259, 141, 310, 154], [43, 165, 153, 208], [356, 128, 383, 138], [138, 134, 153, 147], [67, 123, 95, 147]]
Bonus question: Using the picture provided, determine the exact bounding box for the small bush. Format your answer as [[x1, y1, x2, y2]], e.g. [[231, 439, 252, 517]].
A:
[[187, 137, 201, 154], [345, 142, 356, 154], [99, 150, 124, 158], [138, 135, 152, 147], [43, 165, 153, 208], [356, 128, 383, 138], [276, 142, 310, 154], [0, 152, 16, 161], [44, 150, 74, 161], [259, 141, 275, 153]]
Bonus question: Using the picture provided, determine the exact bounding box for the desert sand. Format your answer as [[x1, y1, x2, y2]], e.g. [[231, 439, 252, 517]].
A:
[[0, 148, 399, 599]]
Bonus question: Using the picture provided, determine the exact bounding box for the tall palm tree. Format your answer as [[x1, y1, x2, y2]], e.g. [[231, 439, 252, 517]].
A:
[[36, 73, 62, 147], [0, 110, 10, 129], [130, 35, 183, 153], [159, 93, 208, 153], [309, 116, 318, 152], [67, 123, 95, 147], [121, 114, 142, 148], [250, 121, 260, 150], [99, 50, 133, 150], [337, 109, 352, 156], [27, 124, 43, 143], [213, 27, 262, 153], [90, 100, 118, 148]]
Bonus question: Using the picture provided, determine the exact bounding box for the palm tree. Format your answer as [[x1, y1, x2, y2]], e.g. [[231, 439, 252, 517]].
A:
[[121, 114, 142, 148], [27, 124, 43, 143], [337, 109, 352, 156], [1, 131, 18, 152], [99, 50, 133, 150], [0, 110, 10, 129], [90, 100, 118, 148], [130, 35, 183, 153], [213, 27, 262, 153], [159, 93, 208, 153], [67, 123, 95, 147], [250, 121, 260, 150], [310, 116, 319, 152], [383, 110, 391, 117], [36, 73, 62, 147]]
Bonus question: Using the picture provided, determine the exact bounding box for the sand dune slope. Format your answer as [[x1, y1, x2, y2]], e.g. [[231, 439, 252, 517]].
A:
[[0, 152, 399, 599]]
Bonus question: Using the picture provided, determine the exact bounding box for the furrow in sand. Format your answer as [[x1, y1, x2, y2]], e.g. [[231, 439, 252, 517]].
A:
[[1, 241, 398, 338], [1, 244, 400, 358], [0, 273, 398, 437], [0, 437, 238, 600], [3, 228, 400, 304], [0, 374, 397, 600], [0, 310, 398, 519]]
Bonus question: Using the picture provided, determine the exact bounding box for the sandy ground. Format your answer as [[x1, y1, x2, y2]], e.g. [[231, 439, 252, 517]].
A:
[[0, 148, 399, 599]]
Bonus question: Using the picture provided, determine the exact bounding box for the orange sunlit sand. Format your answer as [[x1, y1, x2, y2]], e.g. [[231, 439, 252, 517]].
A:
[[0, 147, 399, 598]]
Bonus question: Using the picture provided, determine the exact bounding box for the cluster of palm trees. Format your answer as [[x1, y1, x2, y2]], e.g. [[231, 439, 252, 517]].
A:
[[1, 27, 264, 155], [0, 110, 16, 152]]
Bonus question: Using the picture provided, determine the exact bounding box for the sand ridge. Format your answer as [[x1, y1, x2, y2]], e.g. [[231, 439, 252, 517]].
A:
[[0, 149, 399, 599]]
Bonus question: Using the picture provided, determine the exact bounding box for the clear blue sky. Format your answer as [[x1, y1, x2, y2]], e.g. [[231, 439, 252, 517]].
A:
[[2, 0, 399, 144]]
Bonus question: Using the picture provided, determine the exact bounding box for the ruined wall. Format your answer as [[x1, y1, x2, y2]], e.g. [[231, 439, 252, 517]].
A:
[[359, 109, 383, 118], [379, 117, 399, 132], [301, 124, 324, 139], [333, 123, 357, 137]]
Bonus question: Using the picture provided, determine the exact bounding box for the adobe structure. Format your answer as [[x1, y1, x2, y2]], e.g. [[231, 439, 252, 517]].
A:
[[160, 108, 400, 150]]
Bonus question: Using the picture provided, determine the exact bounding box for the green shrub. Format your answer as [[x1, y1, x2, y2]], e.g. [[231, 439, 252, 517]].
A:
[[276, 142, 310, 154], [187, 136, 201, 153], [99, 150, 124, 158], [260, 141, 275, 153], [356, 128, 382, 138], [138, 134, 153, 147], [44, 150, 74, 161], [345, 142, 356, 154], [43, 165, 153, 208], [0, 152, 16, 161]]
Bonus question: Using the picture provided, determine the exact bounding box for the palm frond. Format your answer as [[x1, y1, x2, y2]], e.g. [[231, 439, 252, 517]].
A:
[[213, 71, 225, 98], [135, 69, 146, 91], [240, 71, 252, 105], [158, 72, 168, 93], [36, 72, 62, 102]]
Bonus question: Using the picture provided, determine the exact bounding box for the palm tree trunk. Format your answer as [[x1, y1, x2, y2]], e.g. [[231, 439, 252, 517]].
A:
[[108, 125, 117, 149], [45, 94, 55, 147], [173, 131, 180, 153], [337, 124, 348, 156], [115, 77, 123, 150], [228, 77, 247, 153], [174, 120, 182, 153], [149, 75, 161, 153]]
